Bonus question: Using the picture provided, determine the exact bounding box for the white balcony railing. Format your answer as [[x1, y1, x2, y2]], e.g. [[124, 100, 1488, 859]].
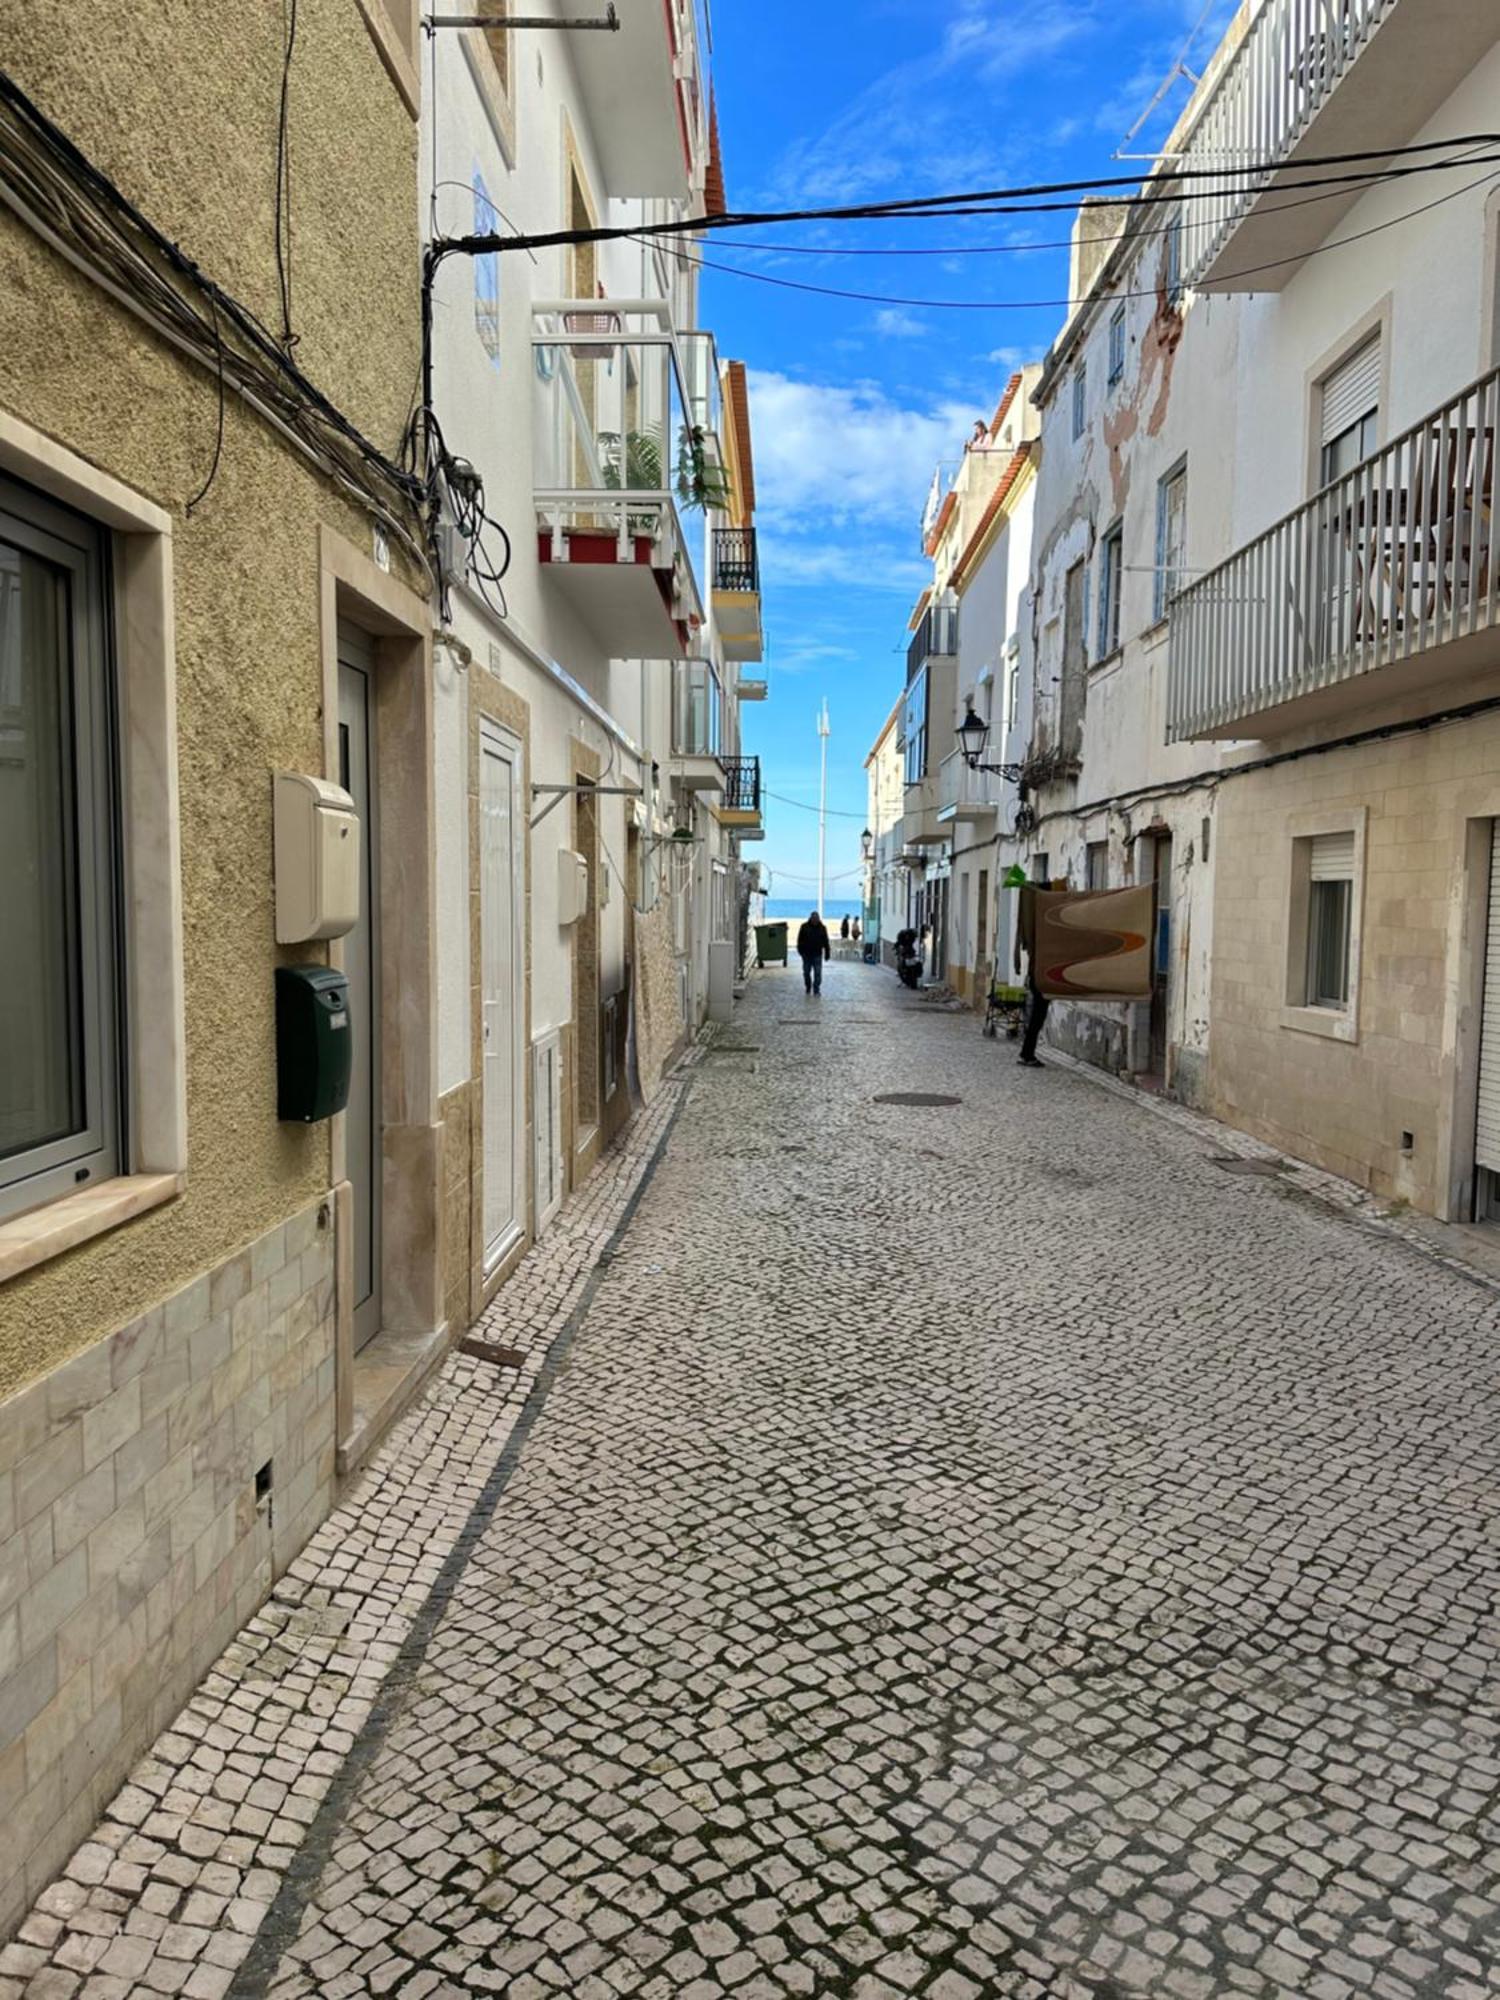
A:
[[1179, 0, 1398, 289], [1167, 362, 1500, 741], [937, 751, 1002, 817]]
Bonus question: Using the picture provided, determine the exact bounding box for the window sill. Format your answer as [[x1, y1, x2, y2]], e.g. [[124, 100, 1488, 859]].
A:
[[0, 1173, 184, 1285], [1280, 1002, 1358, 1045], [1089, 647, 1124, 677]]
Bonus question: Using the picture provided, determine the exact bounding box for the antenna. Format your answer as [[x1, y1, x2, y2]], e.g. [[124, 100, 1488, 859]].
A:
[[817, 700, 831, 914]]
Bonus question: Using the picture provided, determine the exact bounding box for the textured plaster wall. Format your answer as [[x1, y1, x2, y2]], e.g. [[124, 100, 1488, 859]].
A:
[[0, 3, 422, 1399], [1207, 716, 1500, 1211]]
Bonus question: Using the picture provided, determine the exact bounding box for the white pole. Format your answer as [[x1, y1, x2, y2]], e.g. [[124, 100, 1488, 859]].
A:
[[817, 699, 830, 912]]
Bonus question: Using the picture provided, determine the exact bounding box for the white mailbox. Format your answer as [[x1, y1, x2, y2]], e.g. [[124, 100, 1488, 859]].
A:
[[274, 771, 360, 943], [557, 848, 589, 926]]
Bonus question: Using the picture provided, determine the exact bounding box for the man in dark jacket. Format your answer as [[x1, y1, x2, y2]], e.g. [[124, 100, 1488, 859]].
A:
[[796, 911, 831, 995]]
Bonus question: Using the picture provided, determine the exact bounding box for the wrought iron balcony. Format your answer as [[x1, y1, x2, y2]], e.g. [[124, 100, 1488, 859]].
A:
[[714, 528, 759, 594], [907, 603, 958, 684], [1167, 363, 1500, 742], [1178, 0, 1490, 294], [720, 756, 762, 819]]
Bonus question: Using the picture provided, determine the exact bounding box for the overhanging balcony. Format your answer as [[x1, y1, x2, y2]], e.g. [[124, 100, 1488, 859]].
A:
[[718, 756, 764, 839], [737, 673, 769, 701], [937, 750, 1001, 824], [902, 775, 948, 848], [1180, 0, 1493, 293], [908, 602, 958, 682], [566, 0, 704, 199], [532, 303, 704, 658], [712, 528, 763, 662], [670, 659, 725, 794], [1168, 365, 1500, 741]]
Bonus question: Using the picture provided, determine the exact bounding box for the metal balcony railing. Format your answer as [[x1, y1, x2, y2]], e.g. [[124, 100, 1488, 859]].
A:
[[937, 750, 1001, 816], [721, 756, 762, 815], [1179, 0, 1397, 288], [1167, 363, 1500, 741], [714, 528, 759, 594], [907, 603, 958, 683]]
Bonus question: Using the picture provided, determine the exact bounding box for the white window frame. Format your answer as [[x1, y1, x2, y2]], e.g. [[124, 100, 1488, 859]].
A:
[[1155, 459, 1187, 623], [1108, 305, 1126, 386], [0, 411, 186, 1281], [1281, 808, 1366, 1043], [1097, 521, 1124, 658]]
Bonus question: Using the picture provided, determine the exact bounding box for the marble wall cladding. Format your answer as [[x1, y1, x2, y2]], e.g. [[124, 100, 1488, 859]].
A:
[[0, 1200, 336, 1934], [438, 1081, 475, 1335]]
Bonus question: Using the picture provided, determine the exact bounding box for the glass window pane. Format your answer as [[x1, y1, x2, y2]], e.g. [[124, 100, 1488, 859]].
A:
[[0, 537, 83, 1160], [1307, 878, 1351, 1006]]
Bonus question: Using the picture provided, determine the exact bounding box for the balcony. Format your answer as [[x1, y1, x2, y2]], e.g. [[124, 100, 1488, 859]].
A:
[[1168, 364, 1500, 741], [737, 674, 769, 701], [718, 756, 764, 838], [532, 302, 705, 658], [670, 660, 725, 793], [712, 528, 764, 664], [937, 751, 1001, 824], [907, 602, 958, 683], [566, 0, 704, 199], [1179, 0, 1493, 294], [902, 775, 948, 848]]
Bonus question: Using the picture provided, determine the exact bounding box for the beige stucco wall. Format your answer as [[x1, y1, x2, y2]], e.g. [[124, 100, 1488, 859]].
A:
[[0, 2, 423, 1399], [1207, 710, 1500, 1213]]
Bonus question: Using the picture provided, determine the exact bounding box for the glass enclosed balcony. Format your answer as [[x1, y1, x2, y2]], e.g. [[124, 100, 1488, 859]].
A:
[[532, 302, 705, 658]]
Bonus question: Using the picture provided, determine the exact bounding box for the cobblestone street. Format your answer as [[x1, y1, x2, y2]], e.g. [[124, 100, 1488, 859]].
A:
[[11, 963, 1500, 2000]]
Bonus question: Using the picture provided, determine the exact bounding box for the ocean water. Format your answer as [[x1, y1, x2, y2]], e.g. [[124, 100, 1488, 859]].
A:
[[762, 898, 863, 923]]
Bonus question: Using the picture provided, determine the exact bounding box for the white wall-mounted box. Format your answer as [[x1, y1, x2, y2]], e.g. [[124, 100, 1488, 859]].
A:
[[557, 848, 589, 926], [274, 771, 360, 943]]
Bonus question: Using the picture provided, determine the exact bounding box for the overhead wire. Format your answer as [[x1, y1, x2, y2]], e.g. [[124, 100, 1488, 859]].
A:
[[647, 152, 1500, 313], [273, 0, 299, 351]]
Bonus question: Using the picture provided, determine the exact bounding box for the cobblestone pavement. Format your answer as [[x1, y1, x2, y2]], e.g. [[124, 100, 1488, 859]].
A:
[[11, 967, 1500, 2000]]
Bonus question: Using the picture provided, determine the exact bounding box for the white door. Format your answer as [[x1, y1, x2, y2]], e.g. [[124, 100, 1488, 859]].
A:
[[480, 720, 526, 1271]]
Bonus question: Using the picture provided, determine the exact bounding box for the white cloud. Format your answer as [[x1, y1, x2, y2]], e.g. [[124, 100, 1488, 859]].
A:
[[748, 369, 972, 535], [873, 307, 928, 340]]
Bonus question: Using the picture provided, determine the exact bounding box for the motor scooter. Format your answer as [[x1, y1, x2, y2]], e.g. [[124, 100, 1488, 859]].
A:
[[895, 930, 923, 990]]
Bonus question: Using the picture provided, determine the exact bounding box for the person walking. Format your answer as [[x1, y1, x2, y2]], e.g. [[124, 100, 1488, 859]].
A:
[[840, 915, 851, 942], [1015, 882, 1050, 1067], [797, 910, 831, 995]]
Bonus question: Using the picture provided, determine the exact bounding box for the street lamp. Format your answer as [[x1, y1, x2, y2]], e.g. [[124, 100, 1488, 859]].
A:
[[860, 826, 873, 862], [957, 699, 1024, 781]]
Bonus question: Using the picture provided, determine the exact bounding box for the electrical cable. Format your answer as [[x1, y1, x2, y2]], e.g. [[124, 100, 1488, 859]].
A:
[[651, 155, 1500, 314], [185, 294, 226, 515], [274, 0, 299, 351], [766, 788, 871, 819], [449, 132, 1500, 258]]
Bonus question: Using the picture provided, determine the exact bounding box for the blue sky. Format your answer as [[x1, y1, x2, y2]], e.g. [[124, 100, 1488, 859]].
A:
[[704, 0, 1234, 905]]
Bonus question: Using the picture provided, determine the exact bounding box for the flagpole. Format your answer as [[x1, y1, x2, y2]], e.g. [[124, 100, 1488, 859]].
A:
[[817, 699, 830, 912]]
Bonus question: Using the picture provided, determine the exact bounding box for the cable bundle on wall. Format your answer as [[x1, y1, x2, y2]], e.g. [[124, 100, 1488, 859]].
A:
[[0, 67, 431, 575]]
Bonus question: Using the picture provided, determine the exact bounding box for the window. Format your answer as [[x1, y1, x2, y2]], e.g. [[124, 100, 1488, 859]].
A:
[[1165, 211, 1184, 309], [0, 478, 119, 1221], [904, 668, 928, 786], [1304, 833, 1354, 1008], [1319, 335, 1381, 484], [473, 173, 501, 363], [1004, 646, 1020, 733], [1086, 840, 1109, 890], [1155, 461, 1187, 622], [1108, 306, 1126, 385], [1072, 363, 1087, 440], [1097, 522, 1123, 657]]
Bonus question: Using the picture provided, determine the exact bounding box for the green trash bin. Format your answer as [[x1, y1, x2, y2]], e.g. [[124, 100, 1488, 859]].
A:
[[754, 920, 788, 968]]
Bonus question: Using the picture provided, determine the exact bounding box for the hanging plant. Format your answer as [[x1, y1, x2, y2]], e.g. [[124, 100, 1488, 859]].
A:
[[676, 424, 734, 513], [598, 428, 664, 534]]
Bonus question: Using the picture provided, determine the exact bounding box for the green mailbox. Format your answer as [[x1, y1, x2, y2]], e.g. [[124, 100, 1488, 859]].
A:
[[276, 965, 352, 1123]]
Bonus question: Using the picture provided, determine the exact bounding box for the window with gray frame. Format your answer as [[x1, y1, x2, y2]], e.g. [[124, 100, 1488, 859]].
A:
[[0, 476, 120, 1220], [1071, 363, 1087, 440], [1165, 211, 1184, 309], [1305, 831, 1354, 1008], [904, 668, 928, 785], [1097, 522, 1124, 657], [1319, 335, 1381, 485], [1086, 840, 1109, 890], [1108, 305, 1126, 385], [1155, 461, 1187, 621]]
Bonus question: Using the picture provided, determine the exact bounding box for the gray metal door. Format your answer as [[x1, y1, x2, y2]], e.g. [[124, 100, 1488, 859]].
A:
[[338, 635, 381, 1351]]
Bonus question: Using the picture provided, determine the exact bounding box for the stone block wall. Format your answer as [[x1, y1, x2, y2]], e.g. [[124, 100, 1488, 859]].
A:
[[0, 1201, 335, 1934]]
